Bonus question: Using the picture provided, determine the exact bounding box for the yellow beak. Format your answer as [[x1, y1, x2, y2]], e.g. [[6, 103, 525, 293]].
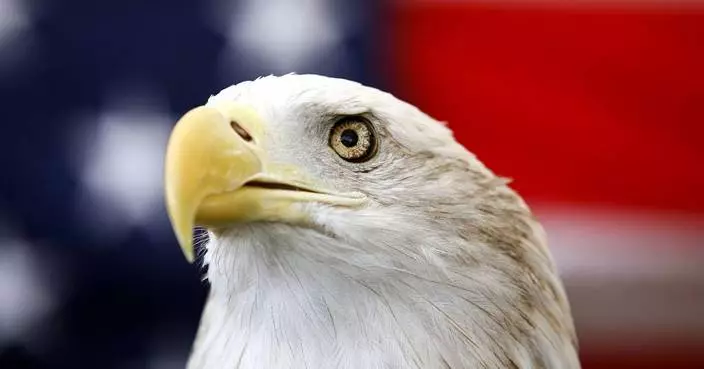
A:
[[164, 103, 364, 262]]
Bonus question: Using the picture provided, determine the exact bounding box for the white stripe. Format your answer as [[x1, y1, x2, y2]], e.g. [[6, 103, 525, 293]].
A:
[[536, 205, 704, 343]]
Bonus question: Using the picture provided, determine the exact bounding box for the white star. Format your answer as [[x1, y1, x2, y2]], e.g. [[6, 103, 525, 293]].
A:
[[0, 0, 36, 76], [0, 0, 29, 48], [212, 0, 344, 73], [0, 233, 57, 345], [71, 84, 173, 241]]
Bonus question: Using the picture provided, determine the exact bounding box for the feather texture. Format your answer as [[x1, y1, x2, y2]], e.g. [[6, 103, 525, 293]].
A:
[[188, 75, 580, 369]]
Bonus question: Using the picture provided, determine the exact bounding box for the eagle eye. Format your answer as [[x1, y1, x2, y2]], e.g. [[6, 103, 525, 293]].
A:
[[329, 117, 377, 162]]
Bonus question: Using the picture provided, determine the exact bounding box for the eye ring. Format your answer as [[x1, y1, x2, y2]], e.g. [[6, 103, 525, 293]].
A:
[[329, 117, 377, 162]]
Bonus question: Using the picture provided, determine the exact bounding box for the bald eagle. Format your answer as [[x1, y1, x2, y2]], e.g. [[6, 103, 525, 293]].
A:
[[164, 74, 580, 369]]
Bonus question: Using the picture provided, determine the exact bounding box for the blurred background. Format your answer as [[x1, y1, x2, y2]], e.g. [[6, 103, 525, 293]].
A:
[[0, 0, 702, 368]]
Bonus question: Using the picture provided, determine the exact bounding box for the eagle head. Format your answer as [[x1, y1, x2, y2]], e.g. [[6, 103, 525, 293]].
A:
[[164, 74, 580, 369]]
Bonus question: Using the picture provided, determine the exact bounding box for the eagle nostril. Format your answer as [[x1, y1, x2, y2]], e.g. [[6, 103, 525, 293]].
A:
[[230, 120, 253, 142]]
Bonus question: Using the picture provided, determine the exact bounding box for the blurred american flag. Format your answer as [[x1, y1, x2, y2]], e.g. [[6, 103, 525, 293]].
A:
[[0, 0, 702, 368]]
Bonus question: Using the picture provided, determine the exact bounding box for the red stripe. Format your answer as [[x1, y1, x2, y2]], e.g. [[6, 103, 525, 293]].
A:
[[390, 3, 704, 213]]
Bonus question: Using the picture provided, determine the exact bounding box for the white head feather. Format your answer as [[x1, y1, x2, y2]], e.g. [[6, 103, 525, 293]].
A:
[[189, 74, 580, 369]]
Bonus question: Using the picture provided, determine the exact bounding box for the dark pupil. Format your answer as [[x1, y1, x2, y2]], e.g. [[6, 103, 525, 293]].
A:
[[340, 129, 358, 147]]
